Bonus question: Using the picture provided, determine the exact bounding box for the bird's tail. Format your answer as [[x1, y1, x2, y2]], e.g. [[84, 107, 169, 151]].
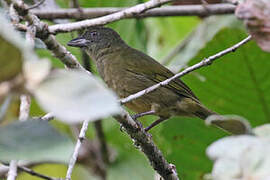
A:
[[194, 103, 248, 135]]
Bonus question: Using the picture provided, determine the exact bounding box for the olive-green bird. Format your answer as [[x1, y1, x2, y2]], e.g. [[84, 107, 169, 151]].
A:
[[68, 26, 244, 134]]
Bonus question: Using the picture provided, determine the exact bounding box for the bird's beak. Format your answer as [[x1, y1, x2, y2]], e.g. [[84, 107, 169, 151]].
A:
[[67, 37, 89, 48]]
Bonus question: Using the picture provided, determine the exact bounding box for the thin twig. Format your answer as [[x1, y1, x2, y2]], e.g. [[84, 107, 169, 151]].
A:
[[2, 163, 60, 180], [70, 125, 107, 179], [65, 121, 89, 180], [40, 112, 54, 121], [26, 0, 46, 10], [32, 4, 236, 20], [120, 35, 252, 105], [17, 166, 60, 180], [7, 161, 17, 180], [19, 95, 31, 121], [48, 0, 173, 34], [0, 161, 65, 177]]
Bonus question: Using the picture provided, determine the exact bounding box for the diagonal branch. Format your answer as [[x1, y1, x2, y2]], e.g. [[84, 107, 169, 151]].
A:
[[120, 35, 252, 105], [32, 4, 236, 20], [48, 0, 173, 34], [114, 110, 179, 180], [2, 163, 60, 180]]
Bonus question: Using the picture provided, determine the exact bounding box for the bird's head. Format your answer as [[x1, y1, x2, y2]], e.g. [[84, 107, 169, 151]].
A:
[[67, 26, 124, 58]]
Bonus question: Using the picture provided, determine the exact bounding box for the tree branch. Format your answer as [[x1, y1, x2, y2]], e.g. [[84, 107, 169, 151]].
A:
[[32, 4, 235, 20], [120, 35, 252, 105], [8, 0, 85, 71], [114, 110, 179, 180], [7, 161, 17, 180], [48, 0, 173, 34]]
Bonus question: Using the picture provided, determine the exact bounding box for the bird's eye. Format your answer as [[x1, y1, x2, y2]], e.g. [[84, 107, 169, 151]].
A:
[[90, 31, 98, 37]]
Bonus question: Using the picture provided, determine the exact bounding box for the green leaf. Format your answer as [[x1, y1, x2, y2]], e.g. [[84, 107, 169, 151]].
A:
[[0, 120, 73, 162], [34, 70, 121, 124], [183, 28, 270, 126], [152, 27, 270, 179], [167, 15, 242, 71]]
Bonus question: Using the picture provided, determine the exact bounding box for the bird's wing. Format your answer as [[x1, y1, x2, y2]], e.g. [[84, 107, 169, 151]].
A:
[[123, 47, 200, 103]]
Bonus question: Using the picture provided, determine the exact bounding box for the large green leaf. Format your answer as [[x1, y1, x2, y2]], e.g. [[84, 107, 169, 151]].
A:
[[167, 15, 241, 70], [0, 120, 73, 162], [151, 28, 270, 179], [183, 28, 270, 126]]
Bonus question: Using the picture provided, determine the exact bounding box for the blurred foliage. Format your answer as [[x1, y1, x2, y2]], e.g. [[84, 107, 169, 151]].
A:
[[0, 0, 268, 180], [0, 120, 73, 162], [207, 123, 270, 180]]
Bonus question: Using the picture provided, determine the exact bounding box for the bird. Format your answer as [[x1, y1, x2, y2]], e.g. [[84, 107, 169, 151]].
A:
[[67, 26, 245, 134]]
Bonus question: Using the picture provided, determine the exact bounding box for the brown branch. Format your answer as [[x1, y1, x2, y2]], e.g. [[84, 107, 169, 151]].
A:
[[48, 0, 173, 34], [114, 110, 179, 180], [32, 4, 235, 20], [120, 35, 252, 105]]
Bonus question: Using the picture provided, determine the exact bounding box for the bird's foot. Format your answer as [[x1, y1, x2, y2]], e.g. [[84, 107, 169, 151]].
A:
[[131, 110, 155, 120], [144, 117, 167, 132]]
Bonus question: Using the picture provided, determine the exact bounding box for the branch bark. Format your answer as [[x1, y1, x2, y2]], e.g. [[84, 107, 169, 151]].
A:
[[48, 0, 173, 34], [114, 110, 179, 180], [32, 4, 235, 20]]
